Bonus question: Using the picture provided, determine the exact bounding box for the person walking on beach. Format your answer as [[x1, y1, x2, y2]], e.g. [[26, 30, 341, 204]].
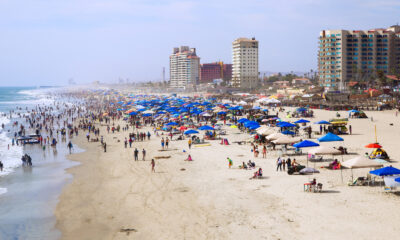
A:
[[151, 159, 155, 173], [188, 138, 192, 149], [142, 148, 146, 161], [276, 157, 282, 171], [124, 138, 127, 148], [262, 145, 267, 158], [67, 141, 73, 154], [227, 157, 233, 168], [134, 148, 139, 161], [129, 137, 132, 147], [349, 125, 352, 135], [161, 138, 165, 150], [103, 142, 107, 152]]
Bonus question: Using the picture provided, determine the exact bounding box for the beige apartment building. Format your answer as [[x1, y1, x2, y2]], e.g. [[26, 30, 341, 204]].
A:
[[170, 46, 200, 89], [319, 25, 400, 90], [232, 37, 259, 88]]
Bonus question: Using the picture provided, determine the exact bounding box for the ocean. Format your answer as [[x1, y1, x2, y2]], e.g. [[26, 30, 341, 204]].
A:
[[0, 87, 80, 239]]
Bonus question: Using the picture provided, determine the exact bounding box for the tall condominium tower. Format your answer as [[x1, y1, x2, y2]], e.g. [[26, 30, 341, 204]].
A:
[[319, 25, 400, 90], [169, 46, 200, 89], [232, 37, 259, 88]]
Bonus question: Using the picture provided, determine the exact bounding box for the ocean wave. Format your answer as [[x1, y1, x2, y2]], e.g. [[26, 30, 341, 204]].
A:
[[0, 115, 23, 179], [0, 97, 55, 105], [0, 188, 7, 195]]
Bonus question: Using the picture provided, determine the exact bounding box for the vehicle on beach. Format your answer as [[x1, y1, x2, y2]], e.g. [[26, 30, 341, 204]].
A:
[[17, 134, 41, 144]]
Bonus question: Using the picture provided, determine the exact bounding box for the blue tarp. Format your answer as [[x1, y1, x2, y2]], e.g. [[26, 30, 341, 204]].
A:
[[293, 140, 320, 148], [370, 166, 400, 176], [318, 132, 344, 142]]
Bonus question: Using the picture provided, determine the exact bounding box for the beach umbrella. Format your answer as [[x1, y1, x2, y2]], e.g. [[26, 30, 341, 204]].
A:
[[299, 167, 320, 174], [348, 109, 359, 113], [365, 143, 382, 148], [370, 166, 400, 176], [318, 132, 344, 142], [277, 122, 296, 128], [296, 107, 307, 112], [166, 122, 178, 126], [272, 136, 301, 145], [293, 140, 319, 148], [342, 156, 383, 169], [308, 146, 341, 155], [266, 132, 285, 140], [238, 118, 249, 123], [184, 129, 199, 135], [395, 177, 400, 183], [199, 125, 214, 130], [282, 130, 295, 135], [128, 112, 137, 116], [314, 120, 331, 125], [179, 126, 187, 131], [294, 119, 310, 124], [142, 113, 152, 117]]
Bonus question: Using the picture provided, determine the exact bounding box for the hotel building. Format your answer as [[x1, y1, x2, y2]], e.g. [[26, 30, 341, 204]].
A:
[[170, 46, 200, 89], [232, 38, 259, 88], [319, 25, 400, 90]]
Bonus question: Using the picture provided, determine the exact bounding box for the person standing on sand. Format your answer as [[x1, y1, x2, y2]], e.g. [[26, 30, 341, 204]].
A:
[[161, 138, 164, 150], [103, 142, 107, 152], [0, 160, 3, 171], [134, 148, 139, 161], [142, 148, 146, 161], [188, 138, 192, 149], [67, 141, 73, 154], [262, 145, 267, 158], [124, 138, 127, 148], [151, 159, 155, 173], [276, 157, 282, 171], [349, 125, 352, 135], [165, 137, 169, 149]]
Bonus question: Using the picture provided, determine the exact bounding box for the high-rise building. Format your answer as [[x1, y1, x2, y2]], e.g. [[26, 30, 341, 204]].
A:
[[232, 37, 259, 88], [200, 62, 232, 83], [319, 25, 400, 90], [169, 46, 200, 89]]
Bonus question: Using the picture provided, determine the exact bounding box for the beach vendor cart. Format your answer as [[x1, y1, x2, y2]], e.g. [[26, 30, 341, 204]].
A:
[[328, 118, 348, 135]]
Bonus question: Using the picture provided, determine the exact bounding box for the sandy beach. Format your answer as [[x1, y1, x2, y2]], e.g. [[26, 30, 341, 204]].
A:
[[55, 105, 400, 240]]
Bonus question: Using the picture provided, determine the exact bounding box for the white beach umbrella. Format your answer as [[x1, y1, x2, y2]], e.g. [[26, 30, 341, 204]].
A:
[[142, 110, 154, 114], [272, 136, 301, 145], [266, 132, 285, 140], [341, 156, 384, 169], [308, 146, 342, 155]]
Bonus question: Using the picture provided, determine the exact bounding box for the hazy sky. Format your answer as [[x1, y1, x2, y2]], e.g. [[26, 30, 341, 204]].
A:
[[0, 0, 400, 86]]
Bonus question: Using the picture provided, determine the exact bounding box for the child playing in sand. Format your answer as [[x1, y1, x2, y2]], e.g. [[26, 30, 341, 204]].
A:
[[227, 157, 233, 168]]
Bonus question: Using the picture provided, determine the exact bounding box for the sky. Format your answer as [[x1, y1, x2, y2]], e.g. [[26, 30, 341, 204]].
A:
[[0, 0, 400, 86]]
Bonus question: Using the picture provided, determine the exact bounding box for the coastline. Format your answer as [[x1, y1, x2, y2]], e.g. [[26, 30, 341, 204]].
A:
[[55, 107, 400, 240]]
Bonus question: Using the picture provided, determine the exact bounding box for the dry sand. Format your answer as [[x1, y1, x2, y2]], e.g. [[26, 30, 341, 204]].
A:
[[56, 108, 400, 240]]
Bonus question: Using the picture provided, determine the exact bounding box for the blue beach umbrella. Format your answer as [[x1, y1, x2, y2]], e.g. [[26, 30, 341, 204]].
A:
[[277, 122, 296, 128], [395, 177, 400, 183], [166, 122, 178, 126], [370, 166, 400, 176], [238, 118, 248, 123], [282, 130, 295, 135], [293, 140, 320, 148], [318, 132, 343, 142], [294, 119, 310, 124], [315, 120, 331, 125], [199, 125, 214, 130], [184, 129, 199, 135]]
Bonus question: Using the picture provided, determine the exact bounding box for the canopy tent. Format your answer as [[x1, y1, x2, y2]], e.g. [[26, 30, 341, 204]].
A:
[[318, 132, 344, 142], [307, 146, 341, 155], [370, 166, 400, 176], [341, 156, 383, 169], [294, 119, 310, 124], [293, 140, 320, 148]]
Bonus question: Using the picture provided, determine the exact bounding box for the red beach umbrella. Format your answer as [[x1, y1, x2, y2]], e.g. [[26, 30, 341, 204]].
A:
[[365, 143, 382, 148], [179, 126, 187, 131]]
